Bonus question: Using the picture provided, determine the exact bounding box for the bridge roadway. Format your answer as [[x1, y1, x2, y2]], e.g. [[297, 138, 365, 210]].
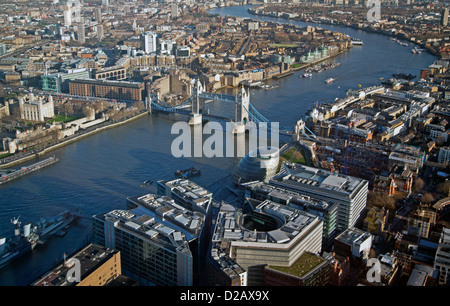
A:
[[150, 91, 295, 136]]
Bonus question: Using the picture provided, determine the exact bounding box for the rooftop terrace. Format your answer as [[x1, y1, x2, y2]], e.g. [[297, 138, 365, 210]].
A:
[[271, 163, 365, 196], [268, 252, 326, 278]]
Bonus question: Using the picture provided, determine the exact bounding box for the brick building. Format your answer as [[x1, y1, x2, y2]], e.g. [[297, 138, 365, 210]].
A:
[[69, 78, 144, 102]]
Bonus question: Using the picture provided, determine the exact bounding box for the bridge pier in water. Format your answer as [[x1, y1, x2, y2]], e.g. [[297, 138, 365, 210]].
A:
[[148, 79, 298, 137], [189, 79, 204, 126]]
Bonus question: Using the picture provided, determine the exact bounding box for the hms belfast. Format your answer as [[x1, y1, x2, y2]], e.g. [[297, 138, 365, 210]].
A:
[[0, 218, 39, 269], [0, 210, 80, 270]]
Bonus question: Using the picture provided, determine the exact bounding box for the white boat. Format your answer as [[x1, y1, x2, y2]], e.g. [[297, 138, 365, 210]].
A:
[[351, 39, 363, 46], [325, 78, 335, 84], [261, 84, 279, 90], [412, 47, 421, 54]]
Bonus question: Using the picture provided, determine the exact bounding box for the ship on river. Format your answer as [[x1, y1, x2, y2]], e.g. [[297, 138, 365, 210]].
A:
[[0, 156, 59, 186], [0, 209, 79, 269], [175, 167, 201, 178], [0, 217, 39, 269], [35, 209, 80, 243]]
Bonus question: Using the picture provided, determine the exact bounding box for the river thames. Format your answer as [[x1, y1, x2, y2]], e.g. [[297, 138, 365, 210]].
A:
[[0, 5, 437, 285]]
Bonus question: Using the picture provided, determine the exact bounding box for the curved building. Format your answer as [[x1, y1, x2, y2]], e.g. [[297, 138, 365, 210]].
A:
[[206, 199, 323, 286], [232, 146, 279, 185]]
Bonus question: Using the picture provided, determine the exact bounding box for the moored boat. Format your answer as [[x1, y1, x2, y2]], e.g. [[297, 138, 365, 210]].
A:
[[0, 217, 39, 269], [175, 167, 201, 178]]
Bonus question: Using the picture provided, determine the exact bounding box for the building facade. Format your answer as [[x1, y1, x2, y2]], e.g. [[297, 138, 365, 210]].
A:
[[69, 78, 144, 102], [143, 32, 157, 54], [434, 228, 450, 285], [438, 147, 450, 164], [207, 201, 323, 285], [270, 163, 369, 233], [92, 193, 206, 286], [41, 68, 91, 93], [242, 181, 338, 249], [32, 244, 121, 286], [334, 227, 373, 260]]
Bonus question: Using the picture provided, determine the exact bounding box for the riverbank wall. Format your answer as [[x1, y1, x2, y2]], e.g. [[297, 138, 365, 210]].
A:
[[0, 111, 149, 169]]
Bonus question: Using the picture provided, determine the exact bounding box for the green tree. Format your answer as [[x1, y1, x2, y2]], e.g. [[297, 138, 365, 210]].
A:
[[420, 193, 434, 204], [437, 181, 450, 196]]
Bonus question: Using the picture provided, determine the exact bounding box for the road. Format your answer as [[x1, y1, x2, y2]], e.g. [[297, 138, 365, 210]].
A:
[[0, 39, 53, 60]]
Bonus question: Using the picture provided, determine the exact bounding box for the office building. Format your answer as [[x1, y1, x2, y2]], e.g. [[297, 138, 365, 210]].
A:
[[407, 264, 437, 286], [32, 244, 121, 286], [68, 78, 144, 102], [242, 181, 338, 249], [434, 227, 450, 285], [270, 163, 368, 232], [176, 46, 190, 58], [157, 178, 213, 217], [92, 193, 206, 286], [126, 193, 210, 275], [160, 39, 176, 55], [93, 65, 127, 81], [97, 24, 104, 40], [441, 8, 449, 27], [334, 227, 373, 260], [438, 146, 450, 164], [171, 4, 179, 18], [408, 208, 436, 239], [0, 43, 7, 56], [143, 32, 157, 54], [77, 21, 85, 43], [63, 5, 72, 27], [41, 68, 91, 93], [95, 7, 102, 22]]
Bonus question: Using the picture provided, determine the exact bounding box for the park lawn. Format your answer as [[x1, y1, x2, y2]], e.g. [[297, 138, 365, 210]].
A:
[[290, 149, 306, 164], [48, 115, 81, 124], [0, 152, 13, 159], [290, 63, 304, 69], [277, 147, 306, 172], [281, 147, 296, 160]]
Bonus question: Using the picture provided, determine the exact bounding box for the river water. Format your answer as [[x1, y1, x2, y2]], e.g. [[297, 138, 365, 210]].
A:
[[0, 5, 437, 285]]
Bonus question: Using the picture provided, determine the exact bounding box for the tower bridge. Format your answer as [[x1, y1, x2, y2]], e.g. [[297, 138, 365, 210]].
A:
[[148, 79, 316, 139]]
